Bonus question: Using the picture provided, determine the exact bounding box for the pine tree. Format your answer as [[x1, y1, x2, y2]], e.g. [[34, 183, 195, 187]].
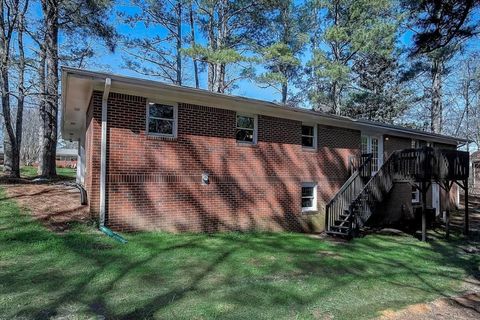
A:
[[404, 0, 480, 55], [403, 0, 476, 133], [345, 53, 409, 123], [254, 0, 306, 104], [184, 0, 264, 93], [305, 0, 397, 115]]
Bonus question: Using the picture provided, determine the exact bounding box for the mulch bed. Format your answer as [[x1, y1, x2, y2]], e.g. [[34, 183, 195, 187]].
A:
[[1, 182, 92, 232], [379, 291, 480, 320]]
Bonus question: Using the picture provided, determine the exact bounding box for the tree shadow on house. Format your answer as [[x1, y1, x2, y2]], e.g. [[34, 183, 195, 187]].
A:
[[105, 119, 356, 234]]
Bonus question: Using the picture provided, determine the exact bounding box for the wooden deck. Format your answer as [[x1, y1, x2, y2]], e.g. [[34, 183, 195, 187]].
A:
[[326, 147, 470, 240]]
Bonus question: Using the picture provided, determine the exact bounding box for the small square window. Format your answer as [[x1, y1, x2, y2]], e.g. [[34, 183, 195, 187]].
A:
[[301, 182, 317, 212], [302, 124, 316, 149], [236, 114, 257, 144], [147, 102, 177, 137]]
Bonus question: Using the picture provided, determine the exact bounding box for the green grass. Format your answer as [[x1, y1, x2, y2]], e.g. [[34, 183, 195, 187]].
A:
[[19, 166, 76, 179], [0, 189, 478, 319]]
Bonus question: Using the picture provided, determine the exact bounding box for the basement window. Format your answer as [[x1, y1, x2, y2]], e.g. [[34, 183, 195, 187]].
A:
[[301, 182, 317, 212], [236, 114, 257, 144], [147, 102, 178, 137], [302, 124, 317, 149]]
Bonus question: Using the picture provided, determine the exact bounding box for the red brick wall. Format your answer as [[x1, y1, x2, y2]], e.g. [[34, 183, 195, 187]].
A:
[[85, 94, 101, 218], [85, 91, 361, 232], [384, 135, 411, 159]]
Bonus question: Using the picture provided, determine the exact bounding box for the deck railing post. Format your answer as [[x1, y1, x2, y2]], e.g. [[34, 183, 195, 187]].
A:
[[464, 179, 469, 236], [445, 209, 450, 240], [421, 181, 427, 242]]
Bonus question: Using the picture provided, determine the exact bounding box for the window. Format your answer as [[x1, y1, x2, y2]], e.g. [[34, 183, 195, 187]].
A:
[[236, 114, 257, 144], [301, 182, 317, 212], [411, 139, 418, 149], [302, 124, 317, 149], [412, 186, 420, 204], [371, 137, 379, 172], [361, 136, 368, 155], [362, 135, 381, 172], [147, 102, 177, 137]]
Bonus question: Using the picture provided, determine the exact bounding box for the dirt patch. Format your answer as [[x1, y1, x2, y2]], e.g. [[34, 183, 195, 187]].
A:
[[378, 291, 480, 320], [2, 183, 91, 232]]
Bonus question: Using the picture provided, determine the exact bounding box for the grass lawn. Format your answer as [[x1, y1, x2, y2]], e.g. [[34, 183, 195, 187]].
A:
[[0, 188, 478, 319], [19, 166, 76, 179]]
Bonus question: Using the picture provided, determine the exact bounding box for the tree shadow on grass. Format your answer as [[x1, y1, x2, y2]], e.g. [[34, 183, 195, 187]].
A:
[[2, 223, 479, 319]]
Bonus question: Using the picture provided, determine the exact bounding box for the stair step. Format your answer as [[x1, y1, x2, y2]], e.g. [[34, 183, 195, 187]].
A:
[[334, 220, 352, 227], [326, 230, 352, 237], [331, 225, 351, 230]]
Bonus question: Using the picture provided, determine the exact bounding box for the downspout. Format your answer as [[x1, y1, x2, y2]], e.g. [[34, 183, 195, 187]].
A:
[[99, 78, 111, 227], [98, 78, 127, 244]]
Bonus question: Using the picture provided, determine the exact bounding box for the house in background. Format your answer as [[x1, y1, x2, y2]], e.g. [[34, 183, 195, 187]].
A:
[[55, 148, 78, 168], [0, 146, 77, 168], [61, 67, 470, 238]]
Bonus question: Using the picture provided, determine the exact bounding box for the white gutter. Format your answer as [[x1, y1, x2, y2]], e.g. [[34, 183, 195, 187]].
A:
[[99, 78, 111, 227]]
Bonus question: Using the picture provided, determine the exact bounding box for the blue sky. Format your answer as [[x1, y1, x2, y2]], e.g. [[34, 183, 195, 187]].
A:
[[28, 1, 480, 105], [61, 2, 281, 102]]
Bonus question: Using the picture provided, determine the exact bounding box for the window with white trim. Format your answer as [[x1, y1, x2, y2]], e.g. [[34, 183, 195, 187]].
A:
[[411, 139, 418, 149], [147, 102, 177, 137], [302, 124, 317, 149], [301, 182, 317, 212], [236, 114, 257, 143], [412, 186, 420, 204]]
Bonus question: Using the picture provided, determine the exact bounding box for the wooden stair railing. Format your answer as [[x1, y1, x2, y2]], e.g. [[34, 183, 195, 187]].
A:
[[325, 154, 372, 235], [326, 147, 470, 238], [350, 152, 397, 229]]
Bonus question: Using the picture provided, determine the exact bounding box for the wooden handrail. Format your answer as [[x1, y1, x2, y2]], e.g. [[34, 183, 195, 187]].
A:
[[350, 152, 397, 228], [326, 154, 373, 207], [350, 147, 469, 229], [325, 154, 372, 232], [327, 147, 469, 237]]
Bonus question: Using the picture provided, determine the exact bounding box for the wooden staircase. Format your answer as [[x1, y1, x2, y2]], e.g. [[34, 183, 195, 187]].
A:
[[325, 154, 373, 238], [325, 147, 469, 238]]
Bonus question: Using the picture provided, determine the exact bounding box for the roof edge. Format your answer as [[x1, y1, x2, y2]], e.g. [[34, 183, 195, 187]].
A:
[[61, 67, 469, 145]]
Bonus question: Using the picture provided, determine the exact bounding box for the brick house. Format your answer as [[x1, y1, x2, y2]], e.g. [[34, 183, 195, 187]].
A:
[[61, 68, 469, 235]]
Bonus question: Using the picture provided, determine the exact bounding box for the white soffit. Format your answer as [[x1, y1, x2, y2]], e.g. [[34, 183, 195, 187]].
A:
[[62, 73, 93, 140]]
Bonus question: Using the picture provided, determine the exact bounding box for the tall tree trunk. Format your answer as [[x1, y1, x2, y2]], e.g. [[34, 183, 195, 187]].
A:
[[0, 0, 20, 177], [280, 4, 289, 105], [332, 81, 341, 115], [207, 63, 214, 91], [281, 82, 287, 104], [214, 0, 227, 93], [207, 6, 215, 91], [431, 57, 443, 133], [189, 2, 199, 88], [218, 63, 225, 93], [176, 0, 182, 85], [38, 0, 58, 177], [15, 0, 27, 168], [37, 43, 46, 168]]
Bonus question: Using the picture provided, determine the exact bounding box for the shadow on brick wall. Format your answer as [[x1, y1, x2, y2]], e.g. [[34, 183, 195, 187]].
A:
[[105, 133, 353, 233]]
